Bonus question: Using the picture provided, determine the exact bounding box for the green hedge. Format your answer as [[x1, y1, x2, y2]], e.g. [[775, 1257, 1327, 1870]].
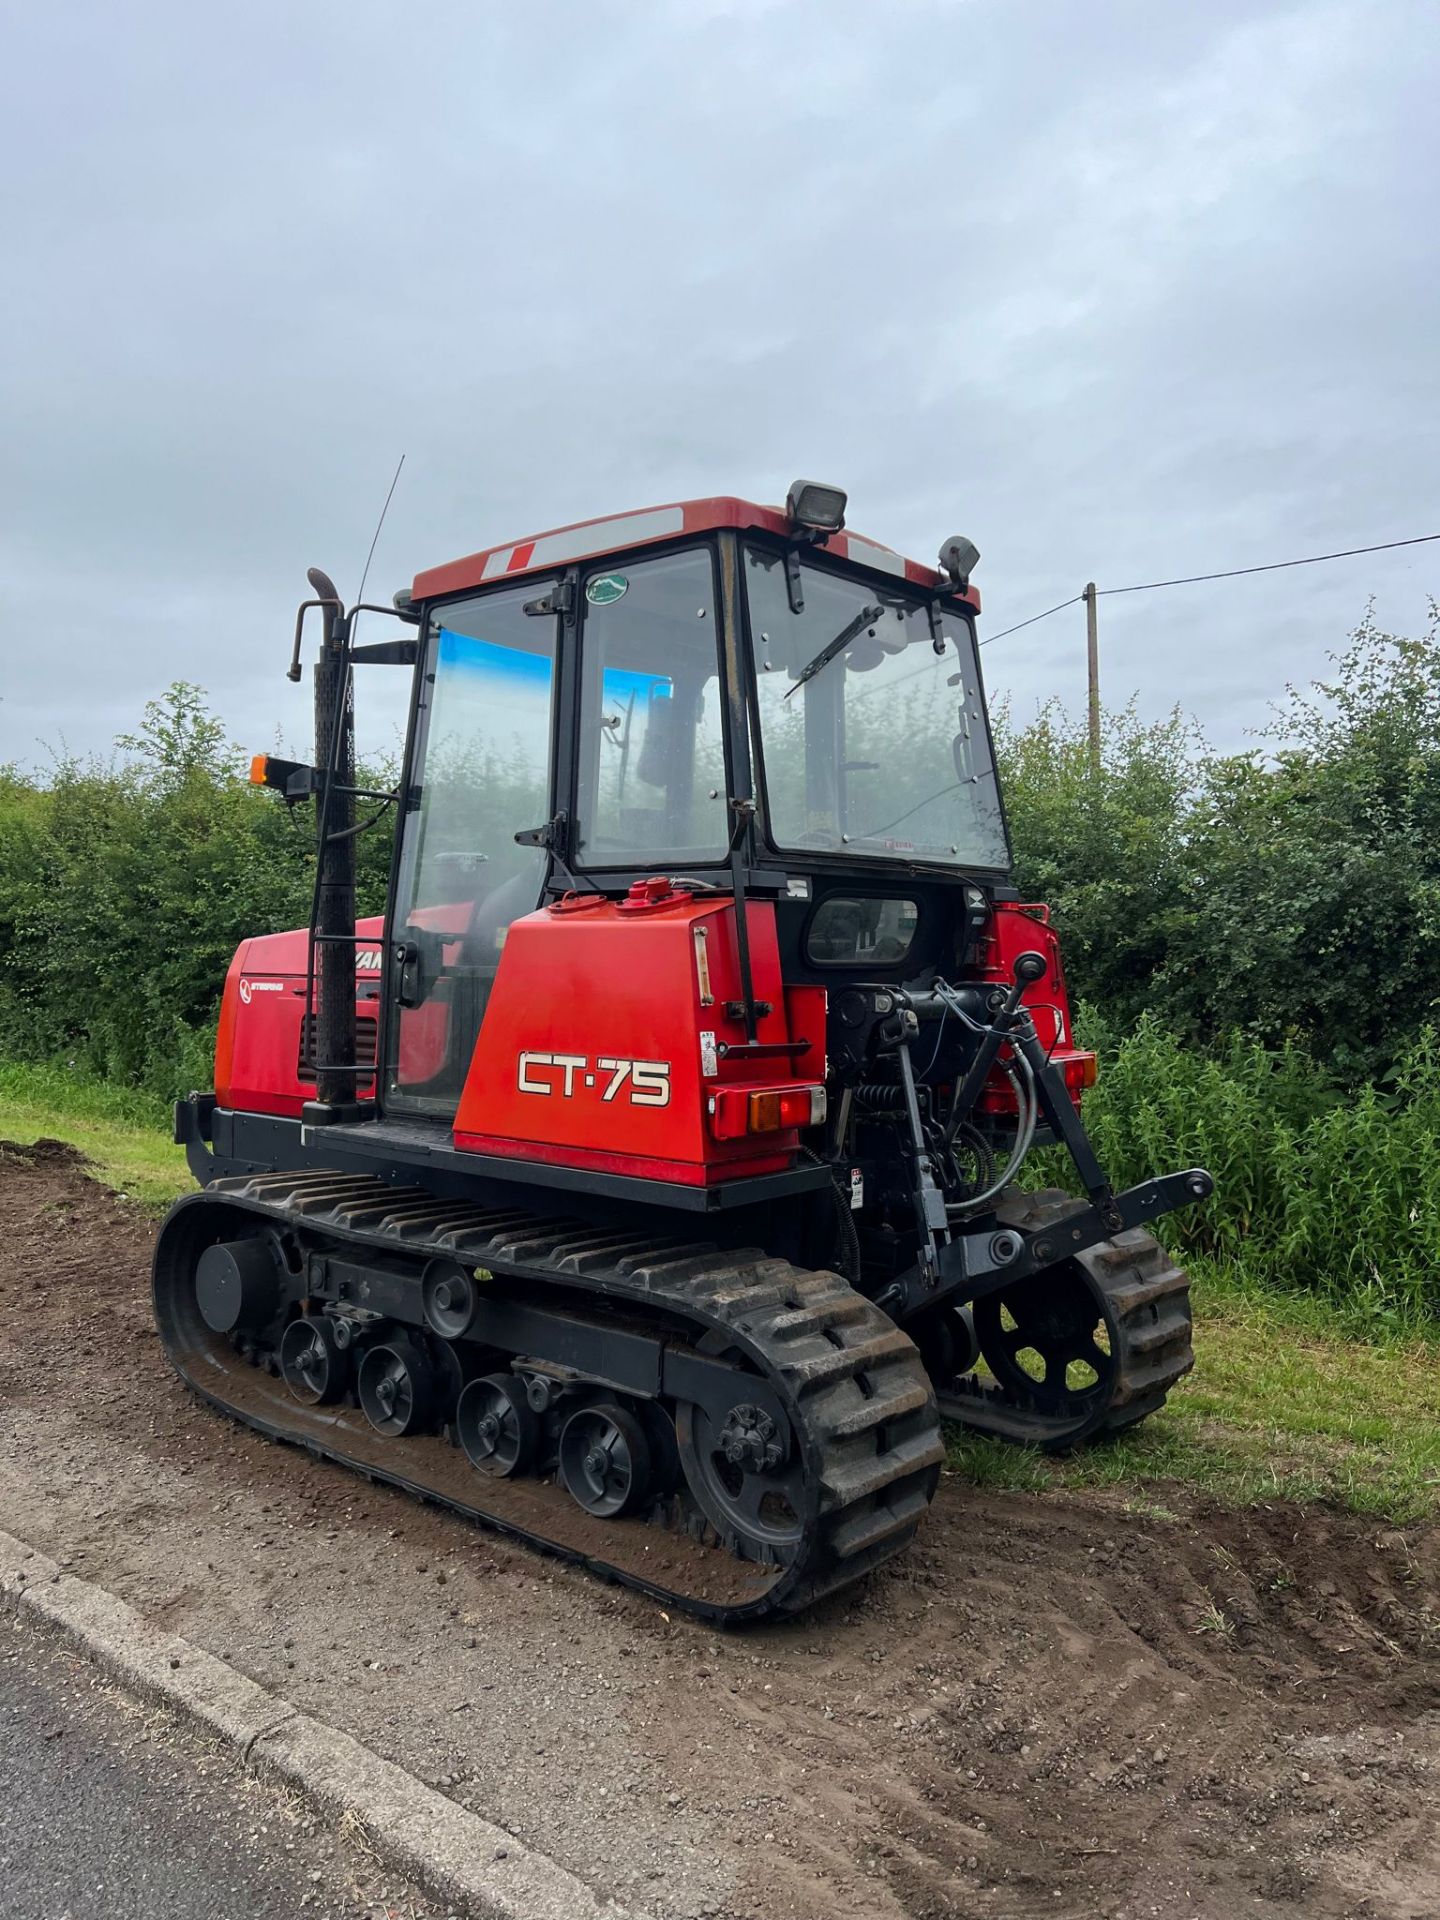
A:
[[3, 610, 1439, 1324], [1064, 1014, 1440, 1329]]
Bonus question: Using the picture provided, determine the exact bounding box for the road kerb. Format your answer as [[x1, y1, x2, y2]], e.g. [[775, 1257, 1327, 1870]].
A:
[[0, 1528, 636, 1920]]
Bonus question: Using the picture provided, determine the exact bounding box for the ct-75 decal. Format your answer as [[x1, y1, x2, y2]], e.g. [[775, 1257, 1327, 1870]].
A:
[[517, 1052, 671, 1108]]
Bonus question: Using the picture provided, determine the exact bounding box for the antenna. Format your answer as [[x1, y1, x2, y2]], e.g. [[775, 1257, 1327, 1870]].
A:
[[355, 453, 406, 606]]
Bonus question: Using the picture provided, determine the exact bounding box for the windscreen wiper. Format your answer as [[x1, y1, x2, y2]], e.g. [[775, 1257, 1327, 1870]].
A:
[[782, 602, 885, 700]]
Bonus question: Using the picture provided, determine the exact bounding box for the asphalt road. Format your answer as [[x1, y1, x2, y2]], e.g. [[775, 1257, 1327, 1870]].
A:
[[0, 1611, 450, 1920]]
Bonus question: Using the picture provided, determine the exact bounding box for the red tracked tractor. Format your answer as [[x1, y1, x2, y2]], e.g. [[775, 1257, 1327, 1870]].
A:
[[155, 483, 1212, 1621]]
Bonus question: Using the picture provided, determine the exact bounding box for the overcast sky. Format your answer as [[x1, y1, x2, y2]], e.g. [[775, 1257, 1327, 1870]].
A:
[[2, 0, 1436, 770]]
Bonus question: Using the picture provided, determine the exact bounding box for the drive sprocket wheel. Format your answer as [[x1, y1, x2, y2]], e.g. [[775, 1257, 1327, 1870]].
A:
[[675, 1333, 808, 1562], [971, 1261, 1115, 1417], [933, 1202, 1194, 1451]]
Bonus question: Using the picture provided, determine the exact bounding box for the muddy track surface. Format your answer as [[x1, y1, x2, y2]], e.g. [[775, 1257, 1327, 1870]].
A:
[[2, 1139, 1438, 1920]]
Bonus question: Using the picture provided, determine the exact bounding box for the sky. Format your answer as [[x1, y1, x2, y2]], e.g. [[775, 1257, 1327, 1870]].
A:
[[1, 0, 1436, 770]]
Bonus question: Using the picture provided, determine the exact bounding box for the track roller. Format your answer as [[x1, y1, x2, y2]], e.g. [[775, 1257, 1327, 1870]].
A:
[[422, 1259, 480, 1340], [279, 1314, 349, 1405], [456, 1372, 542, 1478], [357, 1335, 439, 1437], [558, 1402, 653, 1518]]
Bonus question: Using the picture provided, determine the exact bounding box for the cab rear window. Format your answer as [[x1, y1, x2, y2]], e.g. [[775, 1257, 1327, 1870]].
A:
[[805, 897, 918, 967]]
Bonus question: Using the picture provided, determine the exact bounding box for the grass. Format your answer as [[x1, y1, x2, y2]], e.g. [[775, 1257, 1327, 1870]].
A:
[[946, 1260, 1440, 1524], [0, 1060, 188, 1212], [2, 1055, 1437, 1526]]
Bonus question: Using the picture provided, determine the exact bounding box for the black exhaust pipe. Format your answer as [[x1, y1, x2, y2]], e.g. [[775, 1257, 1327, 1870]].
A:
[[305, 567, 360, 1118]]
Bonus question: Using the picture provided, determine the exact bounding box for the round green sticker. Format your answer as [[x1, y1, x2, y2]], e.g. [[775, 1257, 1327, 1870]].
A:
[[586, 573, 628, 606]]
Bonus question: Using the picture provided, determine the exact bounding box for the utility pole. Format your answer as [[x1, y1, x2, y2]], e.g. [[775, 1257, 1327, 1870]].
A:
[[1084, 581, 1100, 775]]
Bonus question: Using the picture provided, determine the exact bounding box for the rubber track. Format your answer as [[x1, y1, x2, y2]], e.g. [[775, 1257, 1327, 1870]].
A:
[[934, 1190, 1194, 1451], [152, 1171, 945, 1623]]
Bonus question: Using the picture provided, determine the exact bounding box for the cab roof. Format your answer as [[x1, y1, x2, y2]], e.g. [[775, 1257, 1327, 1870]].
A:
[[410, 496, 981, 612]]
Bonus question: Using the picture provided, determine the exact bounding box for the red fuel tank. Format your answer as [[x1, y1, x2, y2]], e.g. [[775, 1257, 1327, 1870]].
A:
[[453, 879, 827, 1187]]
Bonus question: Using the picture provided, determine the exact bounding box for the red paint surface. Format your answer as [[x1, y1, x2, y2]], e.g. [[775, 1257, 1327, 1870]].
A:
[[410, 496, 982, 612], [453, 881, 826, 1186], [214, 916, 386, 1116], [971, 902, 1096, 1112]]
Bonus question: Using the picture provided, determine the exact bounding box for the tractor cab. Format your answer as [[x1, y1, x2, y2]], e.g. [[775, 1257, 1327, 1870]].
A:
[[382, 485, 1007, 1121]]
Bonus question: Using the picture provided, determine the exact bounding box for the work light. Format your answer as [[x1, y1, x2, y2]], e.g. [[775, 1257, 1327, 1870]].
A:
[[939, 535, 980, 589], [786, 479, 847, 534]]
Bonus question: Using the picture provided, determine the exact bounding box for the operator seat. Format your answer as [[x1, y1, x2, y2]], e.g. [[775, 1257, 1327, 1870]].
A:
[[460, 866, 543, 971]]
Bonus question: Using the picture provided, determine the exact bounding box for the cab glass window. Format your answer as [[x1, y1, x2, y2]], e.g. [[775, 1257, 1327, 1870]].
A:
[[384, 581, 556, 1116], [746, 546, 1009, 870], [576, 548, 728, 866], [806, 896, 919, 966]]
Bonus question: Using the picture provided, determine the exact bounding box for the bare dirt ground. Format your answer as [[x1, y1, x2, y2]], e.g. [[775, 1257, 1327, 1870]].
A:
[[2, 1138, 1438, 1920]]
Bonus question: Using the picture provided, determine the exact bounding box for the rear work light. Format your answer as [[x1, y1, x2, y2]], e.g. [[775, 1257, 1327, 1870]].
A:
[[786, 479, 847, 535]]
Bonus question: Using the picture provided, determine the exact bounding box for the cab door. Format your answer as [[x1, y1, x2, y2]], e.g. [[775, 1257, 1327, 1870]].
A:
[[383, 580, 559, 1118]]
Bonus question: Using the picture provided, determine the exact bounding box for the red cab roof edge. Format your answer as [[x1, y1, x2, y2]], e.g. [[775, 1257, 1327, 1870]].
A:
[[409, 495, 981, 612]]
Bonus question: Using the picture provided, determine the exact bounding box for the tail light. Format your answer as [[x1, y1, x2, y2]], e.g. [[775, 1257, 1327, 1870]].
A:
[[747, 1086, 827, 1133], [708, 1083, 827, 1141], [1057, 1051, 1098, 1107], [977, 1048, 1097, 1116]]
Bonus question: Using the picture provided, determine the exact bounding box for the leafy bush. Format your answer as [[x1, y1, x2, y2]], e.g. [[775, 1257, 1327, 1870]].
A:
[[1001, 604, 1440, 1083], [1158, 608, 1440, 1082], [994, 699, 1197, 1025], [0, 683, 391, 1098], [1066, 1014, 1440, 1329]]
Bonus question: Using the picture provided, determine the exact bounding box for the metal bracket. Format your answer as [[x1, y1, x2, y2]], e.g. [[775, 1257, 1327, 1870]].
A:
[[523, 578, 576, 618], [880, 1166, 1215, 1325], [515, 810, 571, 854]]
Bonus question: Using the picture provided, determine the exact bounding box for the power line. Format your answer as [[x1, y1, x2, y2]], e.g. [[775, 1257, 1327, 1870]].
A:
[[788, 526, 1440, 713], [1096, 530, 1440, 598], [980, 530, 1440, 648], [978, 594, 1084, 648]]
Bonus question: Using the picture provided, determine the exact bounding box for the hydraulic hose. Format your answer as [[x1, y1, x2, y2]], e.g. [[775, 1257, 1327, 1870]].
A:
[[948, 1049, 1040, 1219]]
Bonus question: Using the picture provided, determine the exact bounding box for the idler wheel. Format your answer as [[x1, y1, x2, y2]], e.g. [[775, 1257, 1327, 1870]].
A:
[[279, 1316, 349, 1406], [911, 1303, 981, 1386], [357, 1335, 439, 1437], [557, 1403, 652, 1519], [456, 1373, 541, 1478], [195, 1237, 279, 1335]]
